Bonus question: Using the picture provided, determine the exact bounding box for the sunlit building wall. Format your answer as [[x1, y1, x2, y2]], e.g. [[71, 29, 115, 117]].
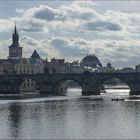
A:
[[14, 58, 36, 92]]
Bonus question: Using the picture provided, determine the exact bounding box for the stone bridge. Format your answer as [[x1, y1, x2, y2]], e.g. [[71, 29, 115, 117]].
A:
[[0, 72, 140, 95]]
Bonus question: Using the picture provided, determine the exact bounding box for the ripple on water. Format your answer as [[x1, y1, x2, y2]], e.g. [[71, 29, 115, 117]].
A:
[[0, 88, 139, 139]]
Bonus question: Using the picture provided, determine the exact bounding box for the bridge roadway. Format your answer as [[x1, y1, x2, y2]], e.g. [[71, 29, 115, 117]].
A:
[[0, 72, 140, 95]]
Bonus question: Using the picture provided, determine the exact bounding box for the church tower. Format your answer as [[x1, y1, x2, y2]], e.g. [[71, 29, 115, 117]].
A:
[[8, 23, 22, 59]]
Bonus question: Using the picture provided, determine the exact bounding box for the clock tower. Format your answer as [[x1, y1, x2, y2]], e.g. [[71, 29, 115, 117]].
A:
[[8, 23, 22, 59]]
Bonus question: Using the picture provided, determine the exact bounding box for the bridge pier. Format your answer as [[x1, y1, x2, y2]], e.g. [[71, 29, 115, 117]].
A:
[[82, 90, 100, 96], [40, 84, 55, 95], [129, 81, 140, 95], [82, 84, 100, 96], [0, 86, 20, 94], [0, 80, 20, 94], [40, 83, 63, 95]]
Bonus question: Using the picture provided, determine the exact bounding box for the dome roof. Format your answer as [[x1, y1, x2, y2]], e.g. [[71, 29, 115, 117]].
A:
[[121, 67, 135, 72], [81, 54, 102, 68], [82, 55, 99, 62]]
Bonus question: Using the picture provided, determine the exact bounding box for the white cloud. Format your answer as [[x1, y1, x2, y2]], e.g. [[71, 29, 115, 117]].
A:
[[16, 36, 140, 67], [0, 20, 13, 32], [10, 2, 140, 38], [0, 1, 139, 38], [1, 34, 140, 68], [0, 1, 140, 68], [83, 20, 122, 31]]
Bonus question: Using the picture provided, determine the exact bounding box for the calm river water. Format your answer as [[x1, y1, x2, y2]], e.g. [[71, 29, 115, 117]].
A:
[[0, 87, 140, 139]]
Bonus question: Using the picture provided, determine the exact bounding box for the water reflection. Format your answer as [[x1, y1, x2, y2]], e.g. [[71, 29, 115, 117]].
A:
[[120, 101, 140, 139], [8, 103, 23, 139], [0, 88, 140, 139]]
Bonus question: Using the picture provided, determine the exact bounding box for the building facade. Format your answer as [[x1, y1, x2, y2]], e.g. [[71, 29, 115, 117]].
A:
[[46, 58, 67, 73], [66, 61, 84, 73], [0, 60, 14, 75], [14, 58, 35, 92], [14, 50, 44, 92]]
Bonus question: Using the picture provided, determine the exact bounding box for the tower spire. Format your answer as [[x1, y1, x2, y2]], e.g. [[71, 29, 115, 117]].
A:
[[8, 21, 22, 59], [12, 21, 19, 46], [14, 21, 17, 34]]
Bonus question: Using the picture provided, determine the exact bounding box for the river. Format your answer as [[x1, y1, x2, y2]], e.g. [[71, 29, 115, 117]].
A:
[[0, 87, 140, 139]]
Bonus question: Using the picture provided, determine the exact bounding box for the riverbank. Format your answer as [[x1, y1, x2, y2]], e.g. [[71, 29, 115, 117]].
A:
[[0, 93, 52, 100], [0, 93, 104, 100]]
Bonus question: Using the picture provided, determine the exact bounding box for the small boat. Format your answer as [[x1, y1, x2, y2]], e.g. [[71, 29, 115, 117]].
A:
[[111, 98, 125, 101]]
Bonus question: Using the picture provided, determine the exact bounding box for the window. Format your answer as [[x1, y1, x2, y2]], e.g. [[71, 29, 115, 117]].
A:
[[23, 82, 26, 86], [31, 70, 33, 74], [20, 70, 22, 74], [31, 82, 34, 86], [27, 82, 30, 86]]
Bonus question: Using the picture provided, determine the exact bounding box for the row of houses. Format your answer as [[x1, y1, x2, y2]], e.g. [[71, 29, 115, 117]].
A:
[[0, 50, 44, 75]]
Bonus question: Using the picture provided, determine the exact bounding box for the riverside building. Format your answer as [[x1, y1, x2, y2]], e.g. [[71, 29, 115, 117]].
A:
[[14, 58, 35, 92]]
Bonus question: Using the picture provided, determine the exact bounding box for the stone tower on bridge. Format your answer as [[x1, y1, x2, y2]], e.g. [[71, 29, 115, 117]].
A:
[[8, 23, 22, 59]]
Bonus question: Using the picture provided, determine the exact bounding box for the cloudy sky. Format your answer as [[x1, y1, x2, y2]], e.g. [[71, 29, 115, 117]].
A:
[[0, 0, 140, 68]]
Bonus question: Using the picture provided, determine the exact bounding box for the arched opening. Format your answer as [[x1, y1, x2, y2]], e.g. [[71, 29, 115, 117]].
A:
[[19, 78, 40, 94], [100, 77, 130, 96], [55, 79, 82, 96]]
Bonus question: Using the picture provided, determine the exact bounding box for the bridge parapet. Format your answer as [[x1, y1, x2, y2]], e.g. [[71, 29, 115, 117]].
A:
[[0, 73, 139, 95]]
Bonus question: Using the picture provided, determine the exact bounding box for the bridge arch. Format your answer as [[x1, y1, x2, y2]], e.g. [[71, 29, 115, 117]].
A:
[[18, 77, 41, 93], [99, 75, 130, 94], [54, 78, 82, 95]]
